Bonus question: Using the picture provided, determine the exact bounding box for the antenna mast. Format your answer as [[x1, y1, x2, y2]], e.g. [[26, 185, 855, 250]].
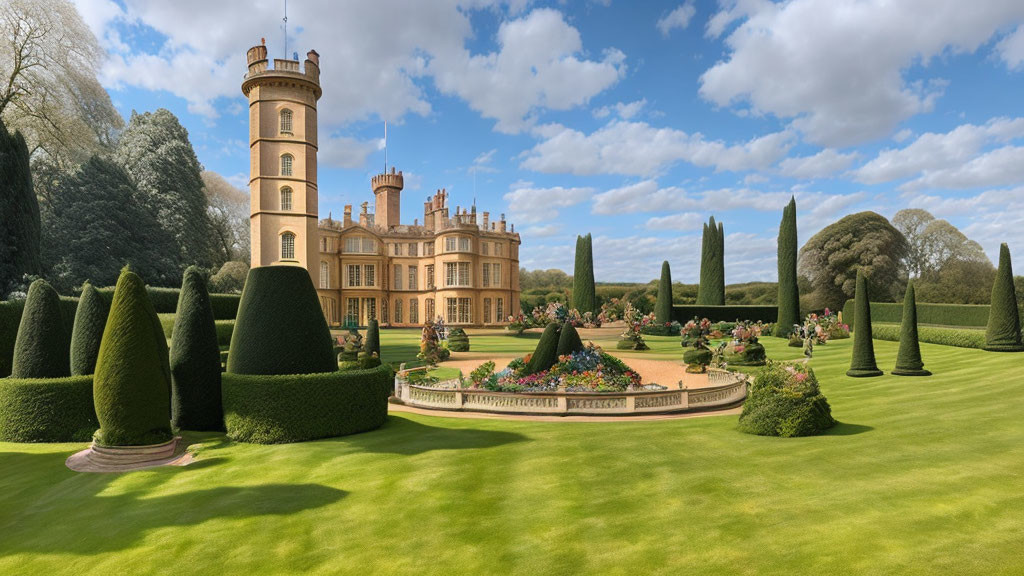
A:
[[282, 0, 288, 58], [384, 121, 388, 173]]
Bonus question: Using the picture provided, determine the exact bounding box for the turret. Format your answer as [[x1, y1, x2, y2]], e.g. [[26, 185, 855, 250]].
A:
[[371, 167, 403, 231]]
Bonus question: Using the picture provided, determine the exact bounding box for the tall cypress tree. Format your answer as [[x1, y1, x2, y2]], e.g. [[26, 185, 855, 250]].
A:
[[847, 269, 883, 377], [70, 283, 111, 376], [775, 197, 800, 336], [698, 217, 725, 305], [892, 280, 931, 376], [984, 243, 1024, 352], [572, 233, 596, 314], [0, 118, 41, 293], [655, 261, 673, 324]]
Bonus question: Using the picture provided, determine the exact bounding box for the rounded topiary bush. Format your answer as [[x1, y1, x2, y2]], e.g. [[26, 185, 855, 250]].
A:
[[526, 323, 561, 374], [0, 375, 97, 442], [11, 279, 69, 379], [92, 269, 173, 446], [227, 266, 336, 375], [447, 327, 470, 352], [222, 364, 392, 443], [170, 267, 223, 431], [738, 362, 836, 437], [725, 341, 766, 366], [556, 323, 584, 357], [70, 283, 110, 376], [683, 347, 713, 371]]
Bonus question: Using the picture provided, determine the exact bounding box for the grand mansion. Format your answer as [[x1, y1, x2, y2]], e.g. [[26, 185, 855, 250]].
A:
[[242, 40, 521, 328]]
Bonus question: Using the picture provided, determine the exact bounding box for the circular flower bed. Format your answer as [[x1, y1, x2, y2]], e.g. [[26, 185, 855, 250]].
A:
[[476, 344, 650, 393]]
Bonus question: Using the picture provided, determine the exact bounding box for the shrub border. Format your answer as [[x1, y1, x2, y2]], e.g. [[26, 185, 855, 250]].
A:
[[0, 375, 97, 442], [671, 305, 777, 324]]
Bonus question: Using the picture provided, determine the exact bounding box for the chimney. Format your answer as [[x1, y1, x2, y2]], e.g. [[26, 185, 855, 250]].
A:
[[343, 204, 352, 227], [482, 212, 489, 230], [499, 213, 507, 233]]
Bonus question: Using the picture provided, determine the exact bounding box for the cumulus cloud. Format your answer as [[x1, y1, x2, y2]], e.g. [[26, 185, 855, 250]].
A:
[[699, 0, 1024, 146], [319, 135, 380, 169], [503, 184, 594, 223], [521, 120, 794, 176], [521, 224, 562, 238], [593, 99, 647, 120], [645, 212, 705, 231], [657, 3, 697, 37], [997, 24, 1024, 69], [777, 148, 858, 179]]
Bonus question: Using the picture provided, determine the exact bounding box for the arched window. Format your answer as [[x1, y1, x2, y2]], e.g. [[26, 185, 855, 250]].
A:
[[281, 232, 295, 260], [280, 109, 293, 133], [320, 261, 329, 289], [280, 187, 293, 211], [281, 154, 293, 176]]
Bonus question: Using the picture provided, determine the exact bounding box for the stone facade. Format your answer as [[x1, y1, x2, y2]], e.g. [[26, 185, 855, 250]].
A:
[[244, 40, 521, 328]]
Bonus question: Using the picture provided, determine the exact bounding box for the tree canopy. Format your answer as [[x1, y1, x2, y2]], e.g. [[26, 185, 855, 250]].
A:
[[0, 117, 40, 295], [892, 208, 990, 278]]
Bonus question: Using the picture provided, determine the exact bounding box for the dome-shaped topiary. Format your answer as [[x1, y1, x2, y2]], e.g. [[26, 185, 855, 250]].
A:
[[447, 327, 470, 352], [170, 267, 223, 431], [739, 362, 835, 437], [92, 269, 172, 446], [227, 266, 336, 375], [526, 323, 561, 374], [11, 279, 69, 378], [846, 270, 883, 377], [984, 243, 1023, 352], [556, 322, 584, 357], [892, 280, 931, 376], [365, 318, 381, 359], [70, 283, 110, 376]]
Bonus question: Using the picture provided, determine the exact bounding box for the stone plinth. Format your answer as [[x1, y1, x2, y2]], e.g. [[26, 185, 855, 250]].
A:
[[66, 437, 193, 473]]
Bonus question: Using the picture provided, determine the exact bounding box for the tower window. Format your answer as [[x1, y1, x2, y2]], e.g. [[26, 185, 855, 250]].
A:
[[320, 262, 329, 289], [281, 154, 293, 176], [281, 232, 295, 260], [280, 187, 293, 211], [280, 109, 293, 133]]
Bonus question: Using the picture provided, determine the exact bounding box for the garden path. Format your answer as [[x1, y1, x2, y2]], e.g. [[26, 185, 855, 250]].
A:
[[440, 355, 715, 389]]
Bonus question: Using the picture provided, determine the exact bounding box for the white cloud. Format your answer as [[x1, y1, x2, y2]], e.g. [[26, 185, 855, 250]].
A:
[[319, 135, 380, 169], [777, 148, 858, 179], [657, 3, 697, 37], [900, 146, 1024, 191], [997, 24, 1024, 69], [645, 212, 705, 231], [592, 98, 647, 120], [521, 120, 794, 176], [592, 180, 689, 214], [699, 0, 1024, 146], [503, 184, 594, 223], [522, 224, 562, 237]]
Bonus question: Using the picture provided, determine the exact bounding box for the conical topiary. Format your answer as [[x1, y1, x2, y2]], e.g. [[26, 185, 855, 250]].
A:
[[227, 266, 336, 375], [572, 234, 597, 314], [526, 323, 561, 375], [846, 270, 883, 377], [892, 280, 931, 376], [70, 283, 110, 376], [698, 217, 725, 305], [984, 243, 1023, 352], [448, 327, 470, 352], [365, 318, 381, 359], [655, 261, 673, 324], [11, 279, 69, 378], [92, 269, 172, 446], [556, 322, 584, 358], [775, 197, 800, 337], [169, 267, 223, 431]]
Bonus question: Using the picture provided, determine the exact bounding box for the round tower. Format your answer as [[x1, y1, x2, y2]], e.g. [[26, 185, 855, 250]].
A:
[[372, 167, 404, 231], [242, 39, 322, 284]]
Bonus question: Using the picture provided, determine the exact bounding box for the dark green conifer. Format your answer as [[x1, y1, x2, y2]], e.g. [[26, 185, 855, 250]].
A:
[[0, 119, 41, 293], [775, 197, 800, 336], [365, 319, 381, 358], [847, 270, 883, 377], [11, 279, 69, 378], [526, 323, 562, 375], [698, 217, 725, 305], [70, 283, 110, 376], [556, 322, 584, 358], [572, 234, 596, 314], [169, 267, 223, 431], [984, 243, 1023, 352], [655, 261, 673, 324], [892, 280, 931, 376]]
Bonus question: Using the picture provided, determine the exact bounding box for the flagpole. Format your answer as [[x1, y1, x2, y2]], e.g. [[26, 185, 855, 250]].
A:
[[384, 121, 388, 173]]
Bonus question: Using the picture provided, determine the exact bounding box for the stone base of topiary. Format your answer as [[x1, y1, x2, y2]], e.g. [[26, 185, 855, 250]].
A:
[[891, 367, 932, 376], [66, 437, 192, 473], [981, 343, 1024, 352], [845, 368, 884, 378]]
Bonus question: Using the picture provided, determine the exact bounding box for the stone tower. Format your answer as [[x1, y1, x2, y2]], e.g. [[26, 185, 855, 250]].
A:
[[241, 39, 322, 284], [372, 167, 403, 231]]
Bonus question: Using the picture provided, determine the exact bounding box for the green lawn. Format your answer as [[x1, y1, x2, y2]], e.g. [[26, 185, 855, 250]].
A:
[[3, 336, 1024, 574]]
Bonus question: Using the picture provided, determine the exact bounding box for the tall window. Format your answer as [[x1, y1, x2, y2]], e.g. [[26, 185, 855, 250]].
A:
[[444, 236, 471, 253], [482, 263, 490, 287], [445, 262, 470, 287], [426, 265, 435, 289], [393, 243, 403, 256], [280, 187, 293, 211], [281, 154, 293, 176], [425, 242, 435, 256], [347, 264, 361, 287], [364, 264, 375, 287], [364, 298, 376, 321], [393, 264, 402, 290], [408, 266, 418, 290], [447, 297, 472, 323], [484, 298, 492, 323], [492, 263, 501, 288], [281, 232, 295, 260], [408, 242, 418, 256], [345, 298, 359, 325], [280, 109, 293, 133], [446, 298, 457, 323], [494, 243, 502, 256], [394, 299, 403, 323], [426, 298, 435, 322], [381, 300, 389, 324], [410, 299, 419, 324], [496, 298, 504, 322], [320, 262, 329, 289], [482, 242, 489, 256]]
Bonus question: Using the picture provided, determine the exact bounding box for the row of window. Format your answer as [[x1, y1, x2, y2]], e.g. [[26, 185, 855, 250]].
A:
[[339, 296, 505, 325], [332, 261, 499, 290]]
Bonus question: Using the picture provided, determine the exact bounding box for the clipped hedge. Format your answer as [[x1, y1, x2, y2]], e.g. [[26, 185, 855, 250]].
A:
[[160, 314, 234, 347], [222, 365, 392, 443], [0, 375, 98, 442], [0, 297, 77, 378], [448, 328, 470, 352], [841, 300, 992, 329], [70, 284, 110, 376], [871, 324, 986, 350], [96, 286, 240, 319], [169, 267, 223, 431], [671, 305, 777, 324]]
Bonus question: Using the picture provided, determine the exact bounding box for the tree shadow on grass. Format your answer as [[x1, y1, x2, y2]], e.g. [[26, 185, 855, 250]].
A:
[[0, 451, 346, 555], [336, 415, 529, 456], [823, 422, 874, 436]]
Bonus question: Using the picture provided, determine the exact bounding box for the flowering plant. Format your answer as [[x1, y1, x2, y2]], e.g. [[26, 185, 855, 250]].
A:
[[617, 302, 651, 350], [530, 302, 601, 328], [486, 344, 642, 393]]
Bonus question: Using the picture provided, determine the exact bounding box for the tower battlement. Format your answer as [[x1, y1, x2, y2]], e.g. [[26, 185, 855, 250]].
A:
[[242, 39, 321, 99], [371, 168, 404, 192]]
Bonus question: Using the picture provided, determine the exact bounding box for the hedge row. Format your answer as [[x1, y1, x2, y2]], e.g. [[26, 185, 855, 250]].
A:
[[671, 305, 778, 324], [97, 286, 239, 319], [222, 365, 392, 443], [870, 323, 987, 350], [159, 314, 234, 347], [0, 297, 77, 378], [0, 375, 98, 442], [841, 300, 993, 329]]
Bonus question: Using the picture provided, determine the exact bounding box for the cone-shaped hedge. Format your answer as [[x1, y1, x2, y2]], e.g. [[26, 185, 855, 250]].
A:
[[847, 270, 883, 377], [775, 197, 800, 337], [227, 266, 336, 375], [655, 261, 673, 324], [984, 243, 1023, 352], [70, 283, 110, 376], [93, 269, 172, 446], [365, 318, 381, 359], [698, 217, 725, 305], [170, 267, 223, 431], [556, 322, 585, 358], [11, 279, 69, 378], [448, 327, 470, 352], [526, 323, 561, 375], [892, 280, 931, 376], [572, 234, 596, 314]]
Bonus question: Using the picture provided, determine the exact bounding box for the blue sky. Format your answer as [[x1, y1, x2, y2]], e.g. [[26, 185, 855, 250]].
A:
[[73, 0, 1024, 282]]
